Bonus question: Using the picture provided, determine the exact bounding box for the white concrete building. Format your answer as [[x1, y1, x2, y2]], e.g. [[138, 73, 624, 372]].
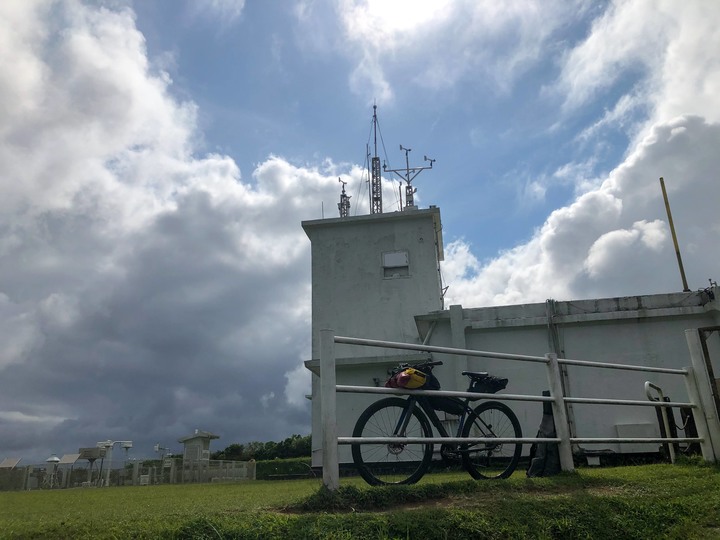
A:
[[303, 206, 720, 467]]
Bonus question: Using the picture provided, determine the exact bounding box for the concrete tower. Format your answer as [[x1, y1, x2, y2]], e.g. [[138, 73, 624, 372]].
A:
[[302, 206, 445, 465]]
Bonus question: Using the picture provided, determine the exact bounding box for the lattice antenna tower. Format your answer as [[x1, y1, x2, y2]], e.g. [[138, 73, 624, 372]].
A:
[[370, 105, 383, 214], [384, 144, 435, 209], [338, 177, 351, 217]]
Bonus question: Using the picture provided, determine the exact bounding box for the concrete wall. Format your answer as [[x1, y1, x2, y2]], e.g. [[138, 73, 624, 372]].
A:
[[302, 207, 444, 360], [302, 203, 720, 464], [417, 290, 720, 455], [302, 207, 445, 466]]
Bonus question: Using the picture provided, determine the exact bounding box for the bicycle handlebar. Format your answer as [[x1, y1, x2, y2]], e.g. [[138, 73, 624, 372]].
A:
[[395, 359, 443, 371]]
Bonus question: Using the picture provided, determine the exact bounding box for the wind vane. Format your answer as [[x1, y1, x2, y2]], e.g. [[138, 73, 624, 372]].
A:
[[384, 145, 435, 209], [338, 177, 351, 218]]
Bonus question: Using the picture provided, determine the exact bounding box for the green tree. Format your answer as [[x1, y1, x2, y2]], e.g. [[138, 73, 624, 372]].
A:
[[212, 435, 311, 461]]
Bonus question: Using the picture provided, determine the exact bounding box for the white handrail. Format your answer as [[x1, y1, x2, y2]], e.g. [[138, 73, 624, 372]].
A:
[[319, 331, 717, 491]]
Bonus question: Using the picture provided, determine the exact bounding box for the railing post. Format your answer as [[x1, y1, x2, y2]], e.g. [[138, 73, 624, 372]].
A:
[[545, 353, 575, 472], [320, 329, 340, 490], [683, 366, 716, 462], [684, 329, 720, 461]]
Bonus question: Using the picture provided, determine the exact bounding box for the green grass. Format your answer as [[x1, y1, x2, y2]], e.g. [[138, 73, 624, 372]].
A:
[[0, 479, 322, 539], [2, 463, 719, 539]]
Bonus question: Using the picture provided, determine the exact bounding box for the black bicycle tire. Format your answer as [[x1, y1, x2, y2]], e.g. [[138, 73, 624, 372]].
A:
[[461, 400, 522, 479], [351, 397, 434, 486]]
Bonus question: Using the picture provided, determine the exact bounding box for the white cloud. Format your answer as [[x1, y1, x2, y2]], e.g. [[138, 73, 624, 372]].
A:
[[189, 0, 246, 25], [3, 0, 718, 462], [310, 0, 592, 104], [440, 0, 720, 309], [260, 392, 275, 408], [556, 0, 720, 127], [284, 364, 311, 408], [584, 220, 667, 278], [0, 0, 339, 460], [556, 1, 672, 111], [443, 116, 720, 305]]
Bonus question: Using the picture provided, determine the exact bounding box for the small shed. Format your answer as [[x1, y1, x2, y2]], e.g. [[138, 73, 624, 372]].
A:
[[178, 429, 219, 462]]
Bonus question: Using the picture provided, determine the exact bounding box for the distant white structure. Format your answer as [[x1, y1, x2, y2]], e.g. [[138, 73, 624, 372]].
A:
[[303, 204, 720, 467], [178, 429, 219, 462]]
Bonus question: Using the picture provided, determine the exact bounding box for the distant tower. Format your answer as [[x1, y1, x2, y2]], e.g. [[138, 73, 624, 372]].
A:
[[370, 105, 382, 214], [384, 146, 435, 210], [338, 178, 351, 218]]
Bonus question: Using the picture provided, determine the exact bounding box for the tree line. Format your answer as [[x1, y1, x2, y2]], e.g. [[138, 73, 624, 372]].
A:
[[210, 434, 311, 461]]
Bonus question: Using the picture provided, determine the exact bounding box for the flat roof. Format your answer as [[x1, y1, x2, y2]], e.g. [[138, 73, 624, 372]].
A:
[[302, 206, 444, 260]]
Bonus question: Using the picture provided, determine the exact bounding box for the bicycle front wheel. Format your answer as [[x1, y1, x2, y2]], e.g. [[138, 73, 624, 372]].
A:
[[461, 401, 522, 479], [351, 397, 433, 485]]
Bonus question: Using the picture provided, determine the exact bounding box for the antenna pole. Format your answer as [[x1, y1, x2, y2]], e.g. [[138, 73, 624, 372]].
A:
[[659, 177, 690, 292], [338, 178, 351, 218], [370, 105, 382, 214]]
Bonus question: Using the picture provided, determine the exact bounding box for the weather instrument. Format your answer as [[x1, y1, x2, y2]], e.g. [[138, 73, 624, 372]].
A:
[[384, 145, 435, 209], [337, 177, 351, 218]]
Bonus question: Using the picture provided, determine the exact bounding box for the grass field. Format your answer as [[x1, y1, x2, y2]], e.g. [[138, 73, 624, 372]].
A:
[[1, 462, 719, 539]]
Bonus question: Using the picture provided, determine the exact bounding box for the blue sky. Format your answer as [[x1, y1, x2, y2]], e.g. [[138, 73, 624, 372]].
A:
[[1, 0, 719, 461], [132, 1, 606, 256]]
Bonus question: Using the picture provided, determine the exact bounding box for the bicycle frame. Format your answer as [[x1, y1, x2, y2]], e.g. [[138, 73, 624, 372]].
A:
[[394, 394, 475, 442], [352, 362, 523, 485]]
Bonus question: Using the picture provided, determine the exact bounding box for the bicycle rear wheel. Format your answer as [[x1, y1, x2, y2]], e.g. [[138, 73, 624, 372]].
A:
[[461, 400, 522, 479], [351, 397, 433, 485]]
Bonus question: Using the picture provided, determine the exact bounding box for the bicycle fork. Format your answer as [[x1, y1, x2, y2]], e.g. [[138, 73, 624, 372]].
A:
[[388, 398, 425, 448]]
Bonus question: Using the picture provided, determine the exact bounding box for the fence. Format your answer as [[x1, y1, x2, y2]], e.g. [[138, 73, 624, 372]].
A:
[[0, 458, 256, 491], [318, 328, 720, 490]]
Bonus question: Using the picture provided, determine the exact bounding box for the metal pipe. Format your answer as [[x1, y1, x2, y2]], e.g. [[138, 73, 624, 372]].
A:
[[660, 177, 690, 292], [571, 437, 702, 444], [564, 396, 693, 408], [558, 357, 687, 375], [337, 384, 693, 407], [334, 335, 688, 374], [336, 385, 554, 402], [334, 335, 548, 363], [338, 437, 560, 445], [338, 436, 704, 445]]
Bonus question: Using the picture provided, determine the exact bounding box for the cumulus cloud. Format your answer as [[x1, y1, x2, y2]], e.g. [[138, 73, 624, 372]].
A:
[[3, 0, 718, 464], [0, 0, 332, 461], [441, 0, 720, 307], [556, 0, 720, 127], [299, 0, 591, 104], [443, 115, 720, 306], [189, 0, 246, 25]]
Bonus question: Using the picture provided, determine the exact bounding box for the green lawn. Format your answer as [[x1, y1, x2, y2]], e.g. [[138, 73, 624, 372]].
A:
[[2, 463, 719, 539], [0, 478, 323, 539]]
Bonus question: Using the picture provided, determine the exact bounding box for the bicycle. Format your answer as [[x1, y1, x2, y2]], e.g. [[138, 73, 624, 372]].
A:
[[351, 360, 522, 485]]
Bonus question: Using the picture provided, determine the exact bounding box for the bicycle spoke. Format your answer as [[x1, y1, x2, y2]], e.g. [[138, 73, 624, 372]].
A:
[[352, 398, 433, 485], [461, 401, 522, 479]]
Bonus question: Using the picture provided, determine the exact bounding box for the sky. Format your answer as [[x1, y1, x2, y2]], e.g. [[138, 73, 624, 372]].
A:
[[1, 0, 719, 463]]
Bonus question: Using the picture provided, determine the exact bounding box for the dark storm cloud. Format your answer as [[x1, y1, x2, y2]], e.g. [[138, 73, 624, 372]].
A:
[[0, 1, 325, 461]]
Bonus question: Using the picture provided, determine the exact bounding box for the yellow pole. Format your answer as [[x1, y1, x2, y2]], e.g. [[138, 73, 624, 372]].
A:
[[659, 177, 690, 292]]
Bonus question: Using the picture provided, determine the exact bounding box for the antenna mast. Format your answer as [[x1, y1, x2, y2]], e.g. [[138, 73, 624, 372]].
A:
[[370, 105, 382, 214], [338, 177, 351, 217], [384, 145, 435, 209]]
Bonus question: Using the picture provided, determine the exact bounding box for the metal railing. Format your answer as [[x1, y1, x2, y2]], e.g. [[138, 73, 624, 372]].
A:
[[318, 328, 720, 490]]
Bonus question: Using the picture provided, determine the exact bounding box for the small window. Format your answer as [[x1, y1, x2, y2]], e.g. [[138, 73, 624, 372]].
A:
[[382, 250, 409, 278]]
